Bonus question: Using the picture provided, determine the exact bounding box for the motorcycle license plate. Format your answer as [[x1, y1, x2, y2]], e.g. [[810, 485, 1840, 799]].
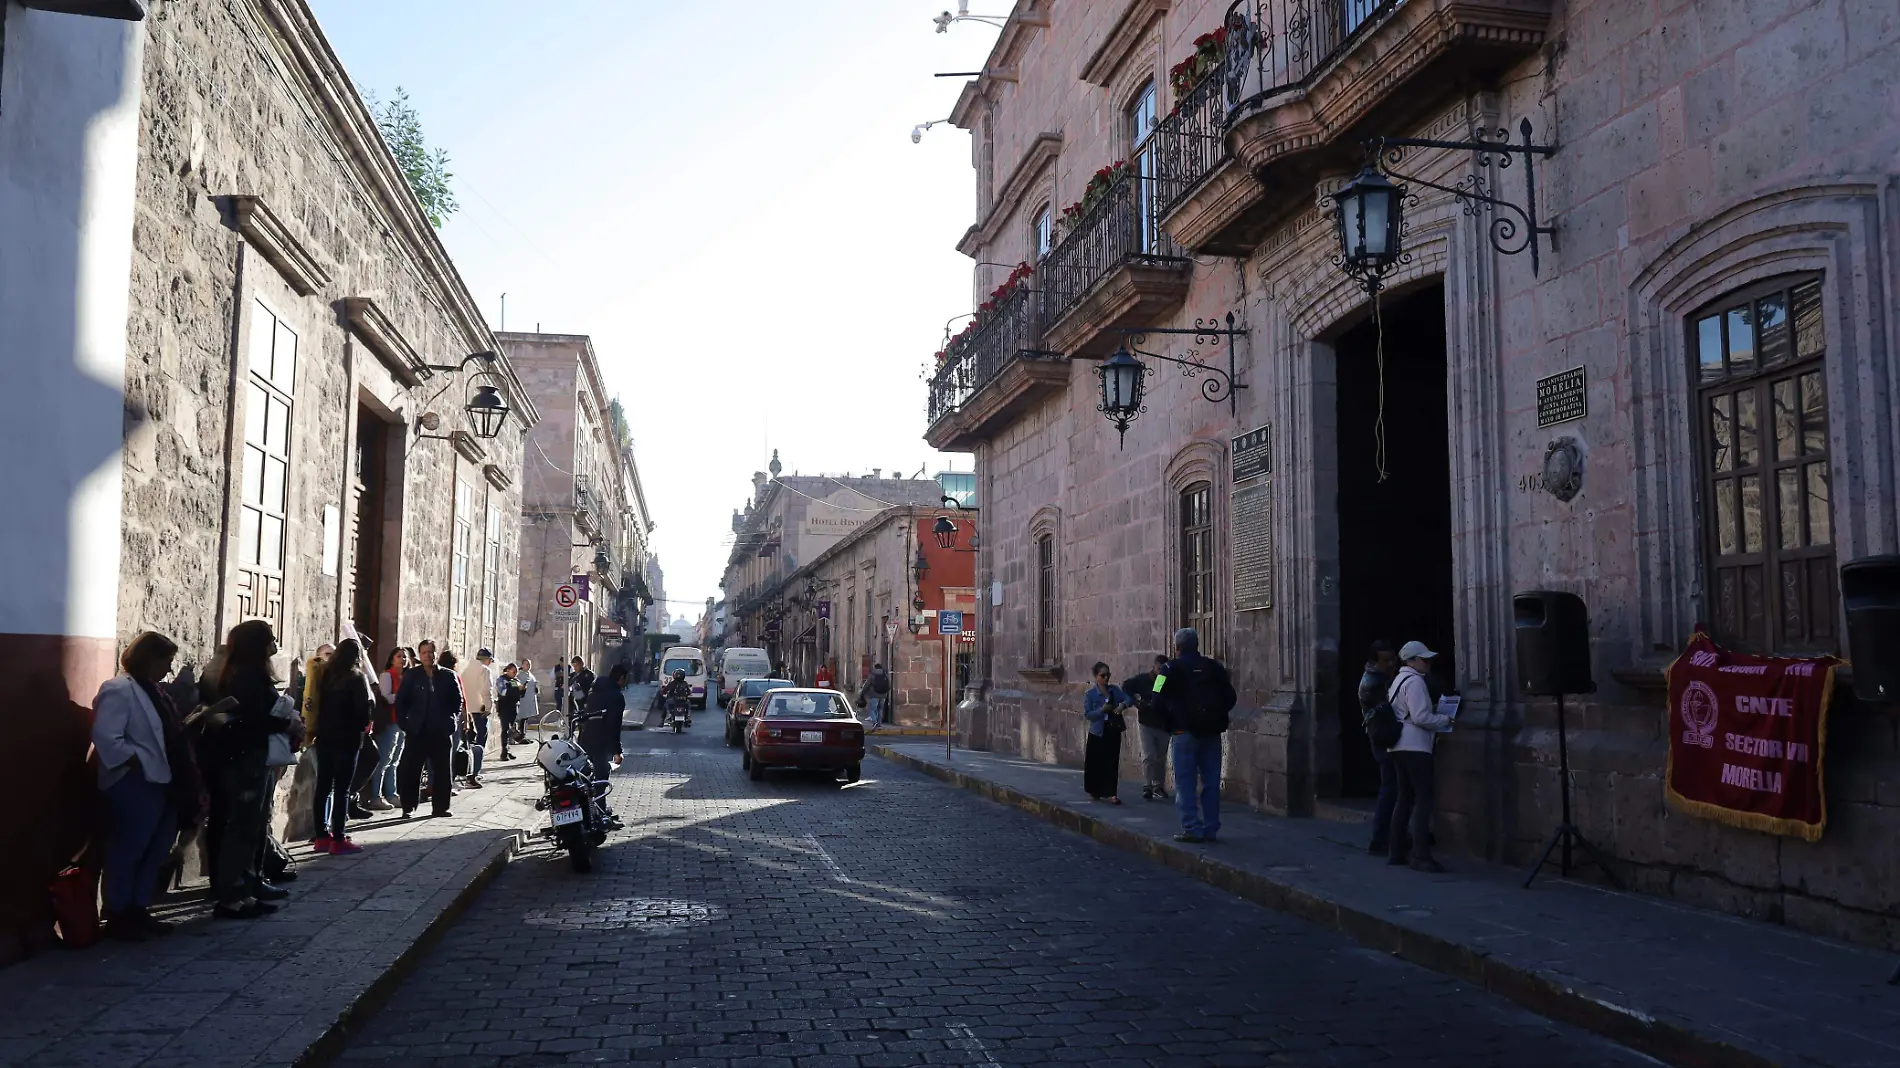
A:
[[799, 731, 824, 743], [551, 808, 584, 827]]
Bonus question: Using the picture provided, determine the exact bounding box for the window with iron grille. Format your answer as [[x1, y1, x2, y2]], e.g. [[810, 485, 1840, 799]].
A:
[[1692, 275, 1836, 655], [236, 299, 297, 630], [483, 502, 501, 649], [451, 479, 473, 651], [1036, 534, 1057, 665], [1180, 482, 1215, 650]]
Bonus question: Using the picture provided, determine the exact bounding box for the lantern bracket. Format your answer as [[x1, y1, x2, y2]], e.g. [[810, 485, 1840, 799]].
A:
[[1358, 117, 1558, 280], [1113, 312, 1249, 414]]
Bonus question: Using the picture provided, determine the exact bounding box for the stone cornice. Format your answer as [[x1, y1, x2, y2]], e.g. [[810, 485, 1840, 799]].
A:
[[226, 195, 329, 296], [952, 0, 1052, 126], [958, 133, 1063, 258], [1080, 0, 1169, 86], [451, 430, 486, 464], [342, 296, 427, 386], [482, 463, 513, 490], [248, 0, 537, 429]]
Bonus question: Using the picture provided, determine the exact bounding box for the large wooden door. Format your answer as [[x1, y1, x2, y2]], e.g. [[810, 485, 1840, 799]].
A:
[[351, 412, 386, 642]]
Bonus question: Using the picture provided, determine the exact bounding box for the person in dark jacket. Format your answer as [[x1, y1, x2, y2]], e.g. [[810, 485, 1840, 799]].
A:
[[1358, 639, 1401, 856], [395, 639, 463, 819], [313, 639, 374, 854], [495, 663, 524, 760], [1152, 628, 1236, 844], [206, 619, 297, 919], [579, 662, 630, 779], [1122, 654, 1171, 802]]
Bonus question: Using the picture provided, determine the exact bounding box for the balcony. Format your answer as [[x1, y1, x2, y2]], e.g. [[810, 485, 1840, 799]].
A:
[[1037, 168, 1191, 360], [1164, 0, 1554, 254], [924, 282, 1068, 452]]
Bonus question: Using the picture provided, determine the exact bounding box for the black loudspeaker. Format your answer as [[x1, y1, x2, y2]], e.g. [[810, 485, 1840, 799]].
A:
[[1842, 556, 1900, 703], [1514, 590, 1595, 695]]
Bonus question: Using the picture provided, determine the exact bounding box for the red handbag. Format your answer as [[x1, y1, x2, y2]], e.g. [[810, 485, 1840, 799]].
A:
[[50, 866, 100, 949]]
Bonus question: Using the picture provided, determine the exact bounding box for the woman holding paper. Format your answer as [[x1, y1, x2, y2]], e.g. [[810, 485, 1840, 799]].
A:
[[1385, 641, 1452, 873]]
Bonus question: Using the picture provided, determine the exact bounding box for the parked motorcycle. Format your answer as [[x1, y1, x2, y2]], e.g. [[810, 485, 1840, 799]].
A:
[[533, 734, 610, 872]]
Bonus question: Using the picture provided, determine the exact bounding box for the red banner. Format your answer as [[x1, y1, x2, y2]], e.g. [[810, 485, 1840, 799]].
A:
[[1664, 630, 1838, 841]]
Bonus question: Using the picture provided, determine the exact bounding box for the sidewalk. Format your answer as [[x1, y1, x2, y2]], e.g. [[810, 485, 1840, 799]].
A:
[[870, 741, 1900, 1068], [0, 751, 543, 1068]]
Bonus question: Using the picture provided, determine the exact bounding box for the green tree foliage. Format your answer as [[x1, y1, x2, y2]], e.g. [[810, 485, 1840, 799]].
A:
[[608, 397, 632, 452], [366, 88, 457, 228]]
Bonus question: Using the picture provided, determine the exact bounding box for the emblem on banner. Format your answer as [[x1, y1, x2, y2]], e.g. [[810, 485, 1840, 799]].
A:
[[1680, 680, 1718, 749]]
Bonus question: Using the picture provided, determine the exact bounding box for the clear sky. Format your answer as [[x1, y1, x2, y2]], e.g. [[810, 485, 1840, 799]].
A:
[[307, 0, 994, 621]]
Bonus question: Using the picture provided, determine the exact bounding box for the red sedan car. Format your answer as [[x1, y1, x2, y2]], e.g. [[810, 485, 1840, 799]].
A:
[[743, 688, 866, 783]]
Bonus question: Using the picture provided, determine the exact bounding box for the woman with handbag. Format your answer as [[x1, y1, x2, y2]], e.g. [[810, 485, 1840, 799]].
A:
[[207, 619, 298, 919], [90, 631, 199, 940], [1082, 662, 1131, 804]]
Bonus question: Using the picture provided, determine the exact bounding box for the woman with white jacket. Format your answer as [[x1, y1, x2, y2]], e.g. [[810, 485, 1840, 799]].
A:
[[91, 632, 192, 939], [1385, 641, 1452, 873]]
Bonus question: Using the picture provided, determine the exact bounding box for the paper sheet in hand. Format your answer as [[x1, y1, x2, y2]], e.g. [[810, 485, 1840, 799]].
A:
[[1434, 695, 1461, 734]]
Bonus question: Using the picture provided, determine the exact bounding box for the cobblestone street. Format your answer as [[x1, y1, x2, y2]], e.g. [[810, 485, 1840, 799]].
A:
[[333, 718, 1655, 1067]]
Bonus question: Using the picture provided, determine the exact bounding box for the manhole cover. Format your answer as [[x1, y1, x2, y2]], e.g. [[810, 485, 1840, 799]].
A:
[[522, 898, 726, 932]]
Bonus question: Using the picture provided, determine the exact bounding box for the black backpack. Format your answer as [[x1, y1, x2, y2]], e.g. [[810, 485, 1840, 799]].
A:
[[1363, 693, 1403, 752], [1173, 658, 1236, 736]]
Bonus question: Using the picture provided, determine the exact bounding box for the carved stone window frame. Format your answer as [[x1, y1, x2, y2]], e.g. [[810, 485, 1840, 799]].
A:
[[1164, 440, 1229, 657], [1627, 182, 1897, 659], [1022, 505, 1063, 680]]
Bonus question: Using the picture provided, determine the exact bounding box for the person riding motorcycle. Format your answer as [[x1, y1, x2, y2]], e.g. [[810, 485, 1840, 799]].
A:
[[662, 670, 692, 725]]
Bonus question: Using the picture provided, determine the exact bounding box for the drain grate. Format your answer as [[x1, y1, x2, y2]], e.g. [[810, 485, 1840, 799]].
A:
[[522, 897, 726, 932]]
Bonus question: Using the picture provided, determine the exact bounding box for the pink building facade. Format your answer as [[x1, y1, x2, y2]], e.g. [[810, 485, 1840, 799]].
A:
[[934, 0, 1900, 949]]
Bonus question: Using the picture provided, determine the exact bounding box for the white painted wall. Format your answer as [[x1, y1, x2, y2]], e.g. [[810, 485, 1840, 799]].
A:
[[0, 4, 144, 640]]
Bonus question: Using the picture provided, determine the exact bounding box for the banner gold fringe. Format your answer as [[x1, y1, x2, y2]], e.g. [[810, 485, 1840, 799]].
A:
[[1661, 643, 1834, 843]]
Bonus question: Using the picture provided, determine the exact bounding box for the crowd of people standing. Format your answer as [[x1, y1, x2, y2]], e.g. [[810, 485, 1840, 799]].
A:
[[86, 618, 583, 940]]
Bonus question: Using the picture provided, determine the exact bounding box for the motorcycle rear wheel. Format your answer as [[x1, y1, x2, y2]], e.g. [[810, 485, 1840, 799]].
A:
[[570, 843, 593, 873]]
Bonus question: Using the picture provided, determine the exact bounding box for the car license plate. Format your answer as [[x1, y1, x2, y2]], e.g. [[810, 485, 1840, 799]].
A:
[[551, 808, 583, 827], [799, 731, 824, 743]]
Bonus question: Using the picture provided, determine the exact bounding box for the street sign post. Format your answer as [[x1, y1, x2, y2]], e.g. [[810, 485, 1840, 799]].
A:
[[938, 610, 964, 636], [551, 583, 581, 624]]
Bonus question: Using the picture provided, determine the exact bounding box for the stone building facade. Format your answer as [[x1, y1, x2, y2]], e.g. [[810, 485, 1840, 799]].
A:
[[755, 505, 981, 727], [720, 457, 959, 682], [0, 0, 536, 961], [933, 0, 1900, 949], [503, 332, 653, 682]]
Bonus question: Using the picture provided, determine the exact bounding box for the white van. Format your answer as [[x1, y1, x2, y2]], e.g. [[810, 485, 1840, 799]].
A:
[[659, 645, 710, 710], [716, 647, 772, 707]]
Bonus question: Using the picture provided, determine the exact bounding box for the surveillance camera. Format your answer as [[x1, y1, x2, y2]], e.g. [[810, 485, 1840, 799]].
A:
[[911, 126, 924, 144], [933, 11, 952, 32]]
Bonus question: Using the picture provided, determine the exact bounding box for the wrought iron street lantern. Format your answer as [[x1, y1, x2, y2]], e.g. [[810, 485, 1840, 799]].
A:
[[1334, 167, 1404, 278], [1092, 314, 1250, 448], [932, 515, 959, 549], [913, 549, 931, 578], [467, 383, 510, 439], [1097, 348, 1145, 445], [1329, 118, 1559, 298], [593, 547, 611, 574]]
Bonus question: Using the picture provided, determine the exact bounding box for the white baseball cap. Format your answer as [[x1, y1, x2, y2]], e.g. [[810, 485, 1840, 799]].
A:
[[1398, 641, 1438, 661]]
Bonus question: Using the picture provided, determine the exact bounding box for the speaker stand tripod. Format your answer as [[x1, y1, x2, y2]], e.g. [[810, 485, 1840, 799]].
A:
[[1523, 693, 1622, 889]]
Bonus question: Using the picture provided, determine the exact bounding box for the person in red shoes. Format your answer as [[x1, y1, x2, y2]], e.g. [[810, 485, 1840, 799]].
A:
[[312, 639, 375, 855]]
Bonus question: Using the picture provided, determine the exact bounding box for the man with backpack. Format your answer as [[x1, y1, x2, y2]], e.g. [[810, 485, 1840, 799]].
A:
[[859, 663, 892, 731], [1357, 640, 1402, 856], [1153, 628, 1236, 843]]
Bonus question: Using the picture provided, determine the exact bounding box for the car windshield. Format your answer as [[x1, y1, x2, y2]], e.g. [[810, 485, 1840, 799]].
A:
[[762, 692, 852, 719], [662, 658, 702, 676], [739, 678, 794, 698]]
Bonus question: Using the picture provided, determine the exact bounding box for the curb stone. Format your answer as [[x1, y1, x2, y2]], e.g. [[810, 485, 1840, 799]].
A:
[[290, 827, 529, 1068], [870, 743, 1780, 1068]]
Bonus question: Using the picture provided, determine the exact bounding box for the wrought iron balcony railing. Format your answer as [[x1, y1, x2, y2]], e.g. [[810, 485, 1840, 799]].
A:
[[1038, 168, 1186, 331], [926, 280, 1045, 424], [1223, 0, 1400, 114], [1153, 69, 1229, 219]]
